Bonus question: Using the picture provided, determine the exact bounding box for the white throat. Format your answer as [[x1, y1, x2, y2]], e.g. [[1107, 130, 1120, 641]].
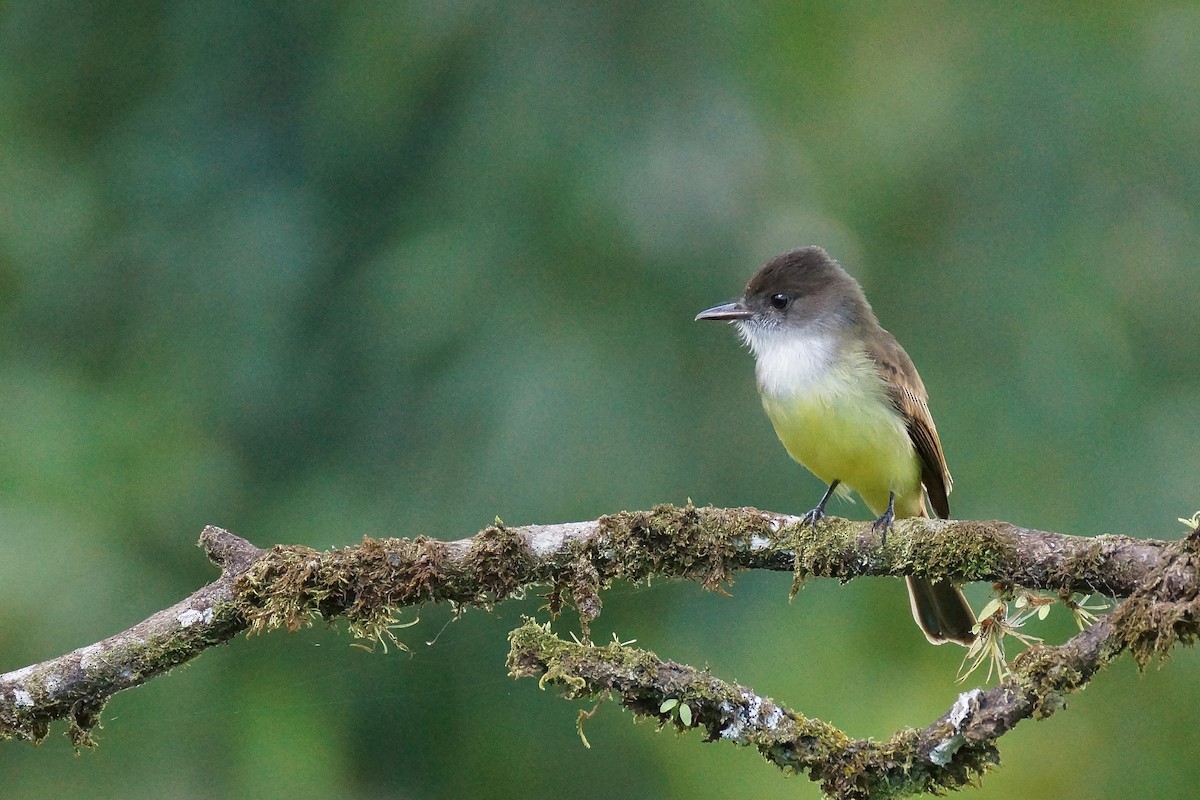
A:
[[737, 322, 841, 399]]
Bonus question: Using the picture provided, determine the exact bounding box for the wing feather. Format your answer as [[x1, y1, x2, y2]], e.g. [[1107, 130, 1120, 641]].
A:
[[864, 332, 953, 519]]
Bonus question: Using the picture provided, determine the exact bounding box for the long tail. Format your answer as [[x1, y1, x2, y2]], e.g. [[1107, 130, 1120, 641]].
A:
[[906, 577, 976, 646]]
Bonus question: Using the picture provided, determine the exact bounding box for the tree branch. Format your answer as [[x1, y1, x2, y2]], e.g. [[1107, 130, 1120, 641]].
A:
[[2, 504, 1196, 798], [507, 612, 1123, 799], [0, 527, 263, 747]]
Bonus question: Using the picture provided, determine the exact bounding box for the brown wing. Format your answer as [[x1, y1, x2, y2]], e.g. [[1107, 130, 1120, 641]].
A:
[[865, 331, 954, 519]]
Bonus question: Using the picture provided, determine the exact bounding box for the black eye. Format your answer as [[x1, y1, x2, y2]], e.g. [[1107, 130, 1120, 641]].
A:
[[769, 293, 790, 310]]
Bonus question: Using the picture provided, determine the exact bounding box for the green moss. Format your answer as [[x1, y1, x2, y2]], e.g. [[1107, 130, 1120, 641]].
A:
[[777, 515, 1013, 589], [507, 619, 589, 693], [1101, 536, 1200, 669], [463, 523, 534, 602], [778, 517, 857, 580], [538, 503, 788, 631], [234, 535, 468, 646], [598, 503, 744, 589], [1054, 539, 1106, 592], [67, 698, 106, 752], [1111, 595, 1200, 668]]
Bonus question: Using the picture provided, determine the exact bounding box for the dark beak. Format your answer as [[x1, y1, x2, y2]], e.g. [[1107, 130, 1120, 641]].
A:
[[695, 301, 753, 322]]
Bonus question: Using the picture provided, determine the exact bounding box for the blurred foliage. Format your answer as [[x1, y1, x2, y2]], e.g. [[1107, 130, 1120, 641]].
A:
[[1, 2, 1199, 798]]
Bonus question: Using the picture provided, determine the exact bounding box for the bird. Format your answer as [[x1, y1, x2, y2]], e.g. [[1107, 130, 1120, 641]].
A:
[[696, 246, 975, 645]]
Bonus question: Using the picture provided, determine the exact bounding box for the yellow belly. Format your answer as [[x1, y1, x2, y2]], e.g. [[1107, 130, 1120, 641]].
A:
[[760, 378, 923, 518]]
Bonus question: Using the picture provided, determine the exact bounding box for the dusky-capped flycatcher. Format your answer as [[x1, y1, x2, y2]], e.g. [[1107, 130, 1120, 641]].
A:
[[696, 246, 975, 645]]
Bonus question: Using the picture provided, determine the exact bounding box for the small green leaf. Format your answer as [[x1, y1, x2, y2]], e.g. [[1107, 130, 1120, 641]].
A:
[[660, 698, 678, 713], [679, 703, 693, 727], [979, 598, 1005, 620]]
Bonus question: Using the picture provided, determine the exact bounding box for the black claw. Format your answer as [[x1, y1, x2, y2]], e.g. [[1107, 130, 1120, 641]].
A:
[[800, 480, 840, 529], [871, 492, 897, 545], [799, 506, 827, 528]]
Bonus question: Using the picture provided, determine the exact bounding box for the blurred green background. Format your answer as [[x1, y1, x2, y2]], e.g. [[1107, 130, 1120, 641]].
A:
[[2, 3, 1199, 798]]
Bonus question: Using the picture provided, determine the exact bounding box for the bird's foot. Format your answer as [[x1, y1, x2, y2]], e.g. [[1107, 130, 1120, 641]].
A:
[[799, 505, 828, 529], [871, 492, 897, 546], [800, 481, 840, 529]]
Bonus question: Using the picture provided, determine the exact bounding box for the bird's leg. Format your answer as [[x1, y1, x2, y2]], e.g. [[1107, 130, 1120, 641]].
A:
[[799, 480, 840, 528], [871, 491, 896, 544]]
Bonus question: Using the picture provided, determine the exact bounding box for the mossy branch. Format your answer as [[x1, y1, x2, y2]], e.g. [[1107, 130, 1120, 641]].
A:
[[2, 504, 1197, 797], [507, 615, 1122, 799]]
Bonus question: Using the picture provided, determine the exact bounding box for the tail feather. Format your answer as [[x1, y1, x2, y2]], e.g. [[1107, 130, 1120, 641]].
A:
[[906, 577, 976, 646]]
